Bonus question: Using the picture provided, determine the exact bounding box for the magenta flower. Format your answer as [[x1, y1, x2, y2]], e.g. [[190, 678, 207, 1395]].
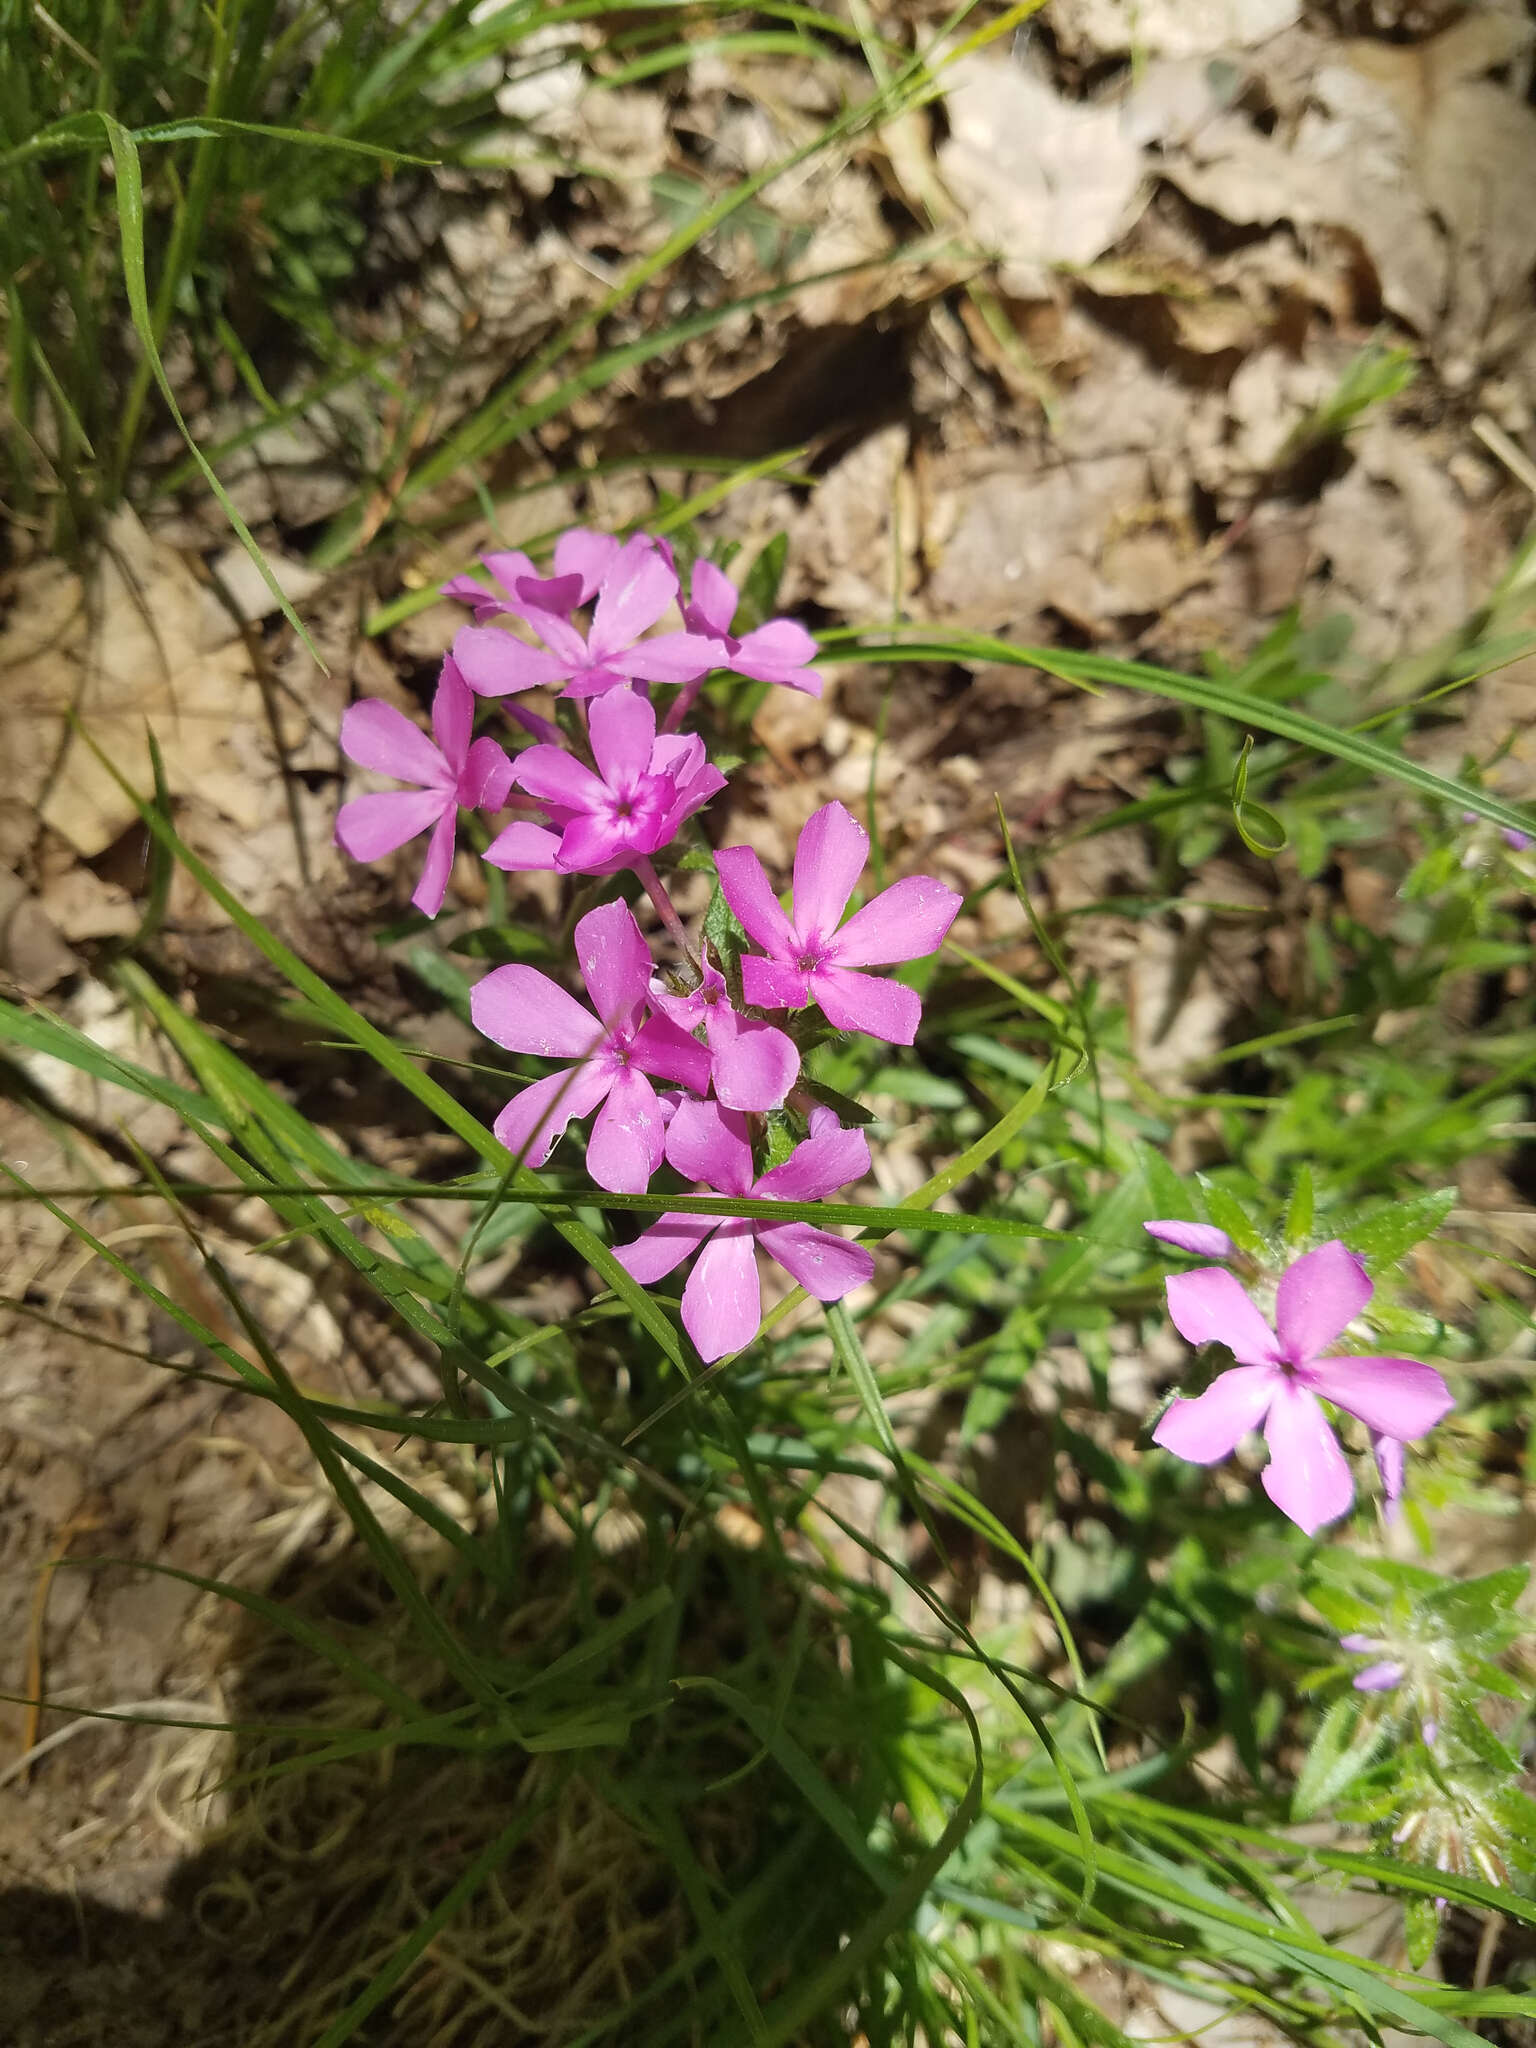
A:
[[649, 957, 800, 1113], [715, 801, 961, 1046], [483, 685, 725, 876], [1152, 1240, 1455, 1535], [450, 534, 715, 701], [470, 900, 710, 1192], [335, 659, 513, 917], [443, 529, 623, 623], [613, 1099, 875, 1361], [1144, 1219, 1238, 1260], [682, 560, 822, 696]]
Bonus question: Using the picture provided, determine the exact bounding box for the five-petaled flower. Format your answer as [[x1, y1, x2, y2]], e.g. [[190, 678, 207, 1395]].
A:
[[483, 685, 725, 876], [1152, 1241, 1455, 1535], [451, 534, 714, 701], [614, 1100, 875, 1361], [716, 801, 961, 1045], [335, 660, 512, 917], [648, 956, 800, 1113], [471, 900, 709, 1192]]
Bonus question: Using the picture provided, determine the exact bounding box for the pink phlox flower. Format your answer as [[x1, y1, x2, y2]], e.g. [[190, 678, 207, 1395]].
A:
[[335, 658, 512, 917], [714, 801, 961, 1047], [482, 685, 725, 875], [613, 1098, 875, 1361], [1144, 1219, 1238, 1261], [682, 559, 822, 697], [441, 529, 625, 623], [470, 899, 710, 1192], [648, 955, 800, 1113], [1339, 1633, 1406, 1692], [450, 533, 716, 702], [1152, 1240, 1455, 1535]]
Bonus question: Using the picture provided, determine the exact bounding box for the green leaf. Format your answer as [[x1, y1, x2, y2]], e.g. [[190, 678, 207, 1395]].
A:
[[1284, 1166, 1314, 1249], [1195, 1178, 1265, 1259], [1404, 1897, 1440, 1971], [1292, 1695, 1385, 1820], [1230, 735, 1289, 857], [1336, 1187, 1457, 1264]]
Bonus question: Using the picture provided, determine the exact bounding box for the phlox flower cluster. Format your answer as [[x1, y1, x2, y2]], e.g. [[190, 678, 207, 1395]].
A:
[[334, 526, 961, 1361], [1143, 1224, 1454, 1533]]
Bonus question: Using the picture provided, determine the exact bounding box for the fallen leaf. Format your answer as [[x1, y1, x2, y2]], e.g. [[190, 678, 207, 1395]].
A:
[[0, 509, 261, 865], [1052, 0, 1300, 61], [937, 55, 1147, 298]]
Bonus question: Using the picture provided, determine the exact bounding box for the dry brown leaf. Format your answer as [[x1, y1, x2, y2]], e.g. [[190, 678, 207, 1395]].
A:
[[936, 55, 1147, 298], [0, 509, 260, 865], [1052, 0, 1300, 61]]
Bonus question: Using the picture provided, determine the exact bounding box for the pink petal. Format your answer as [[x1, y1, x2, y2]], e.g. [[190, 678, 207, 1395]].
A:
[[756, 1221, 874, 1302], [613, 1210, 717, 1285], [1164, 1268, 1281, 1366], [647, 975, 707, 1033], [1152, 1365, 1278, 1462], [515, 572, 584, 618], [686, 559, 739, 638], [555, 815, 638, 874], [516, 602, 589, 667], [484, 821, 563, 871], [681, 1222, 761, 1362], [620, 631, 719, 684], [1145, 1220, 1237, 1260], [461, 736, 514, 810], [716, 846, 795, 958], [811, 965, 922, 1045], [586, 1067, 666, 1192], [1353, 1661, 1405, 1692], [503, 702, 564, 747], [589, 536, 677, 656], [573, 899, 651, 1032], [340, 699, 447, 788], [452, 625, 570, 696], [830, 874, 961, 968], [442, 569, 499, 608], [629, 1015, 713, 1095], [494, 1062, 611, 1169], [431, 660, 475, 767], [553, 527, 622, 600], [792, 801, 868, 941], [731, 621, 822, 693], [741, 956, 811, 1011], [665, 1098, 755, 1196], [649, 732, 707, 781], [1260, 1383, 1354, 1534], [588, 685, 656, 788], [470, 964, 602, 1059], [410, 807, 458, 917], [335, 788, 446, 862], [1274, 1241, 1372, 1364], [755, 1122, 870, 1204], [513, 744, 606, 813], [560, 661, 630, 699], [706, 1008, 800, 1113], [655, 764, 728, 844], [481, 548, 539, 598], [1300, 1356, 1454, 1440]]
